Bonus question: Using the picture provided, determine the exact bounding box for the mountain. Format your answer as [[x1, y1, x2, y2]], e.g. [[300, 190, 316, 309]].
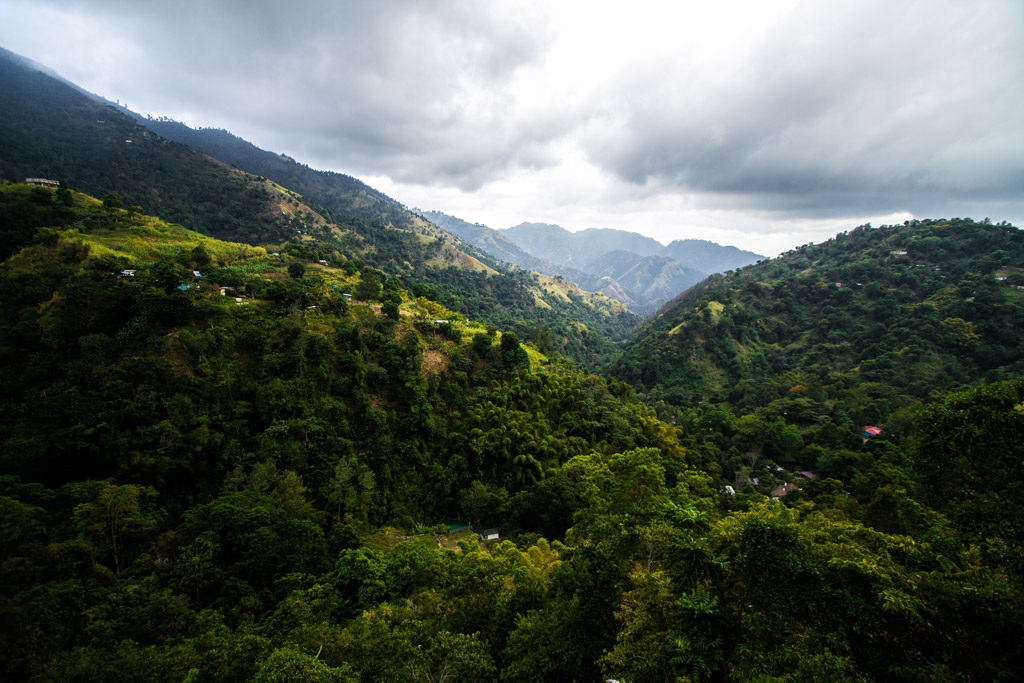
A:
[[0, 48, 638, 366], [415, 210, 561, 274], [663, 237, 767, 274], [132, 117, 440, 238], [497, 222, 763, 314], [2, 50, 1023, 682], [416, 210, 608, 288], [504, 222, 668, 268], [608, 218, 1024, 472], [3, 185, 1021, 683], [584, 251, 696, 309]]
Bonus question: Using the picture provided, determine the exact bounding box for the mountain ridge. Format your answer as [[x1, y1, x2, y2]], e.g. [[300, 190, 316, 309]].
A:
[[0, 47, 640, 365]]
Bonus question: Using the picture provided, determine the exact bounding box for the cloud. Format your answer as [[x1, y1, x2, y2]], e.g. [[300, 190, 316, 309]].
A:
[[2, 0, 571, 189], [1, 0, 1021, 254], [579, 0, 1024, 217]]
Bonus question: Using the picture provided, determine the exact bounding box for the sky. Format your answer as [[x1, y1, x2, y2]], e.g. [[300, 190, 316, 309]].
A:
[[1, 0, 1021, 257]]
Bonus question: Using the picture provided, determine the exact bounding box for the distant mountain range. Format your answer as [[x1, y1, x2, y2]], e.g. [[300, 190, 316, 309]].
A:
[[418, 213, 762, 314], [0, 47, 638, 365]]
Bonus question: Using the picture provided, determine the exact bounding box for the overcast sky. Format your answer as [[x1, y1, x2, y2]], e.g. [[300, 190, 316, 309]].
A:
[[2, 0, 1021, 256]]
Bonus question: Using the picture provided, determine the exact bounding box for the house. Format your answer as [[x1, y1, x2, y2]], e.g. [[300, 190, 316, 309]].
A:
[[118, 269, 136, 278], [797, 471, 816, 480], [342, 293, 352, 301], [723, 485, 736, 496], [480, 529, 500, 541], [25, 177, 59, 188], [862, 425, 882, 438], [318, 259, 328, 265], [770, 483, 799, 499], [193, 271, 203, 277]]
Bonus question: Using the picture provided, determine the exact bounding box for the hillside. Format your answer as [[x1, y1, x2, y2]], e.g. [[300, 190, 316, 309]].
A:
[[499, 222, 763, 314], [3, 44, 1024, 683], [612, 218, 1024, 405], [503, 222, 762, 273], [0, 49, 638, 367], [606, 218, 1024, 492], [2, 185, 1022, 682], [134, 118, 443, 240], [415, 209, 590, 283]]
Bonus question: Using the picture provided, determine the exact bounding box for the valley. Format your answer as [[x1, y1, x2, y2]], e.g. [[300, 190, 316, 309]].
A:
[[1, 45, 1023, 683]]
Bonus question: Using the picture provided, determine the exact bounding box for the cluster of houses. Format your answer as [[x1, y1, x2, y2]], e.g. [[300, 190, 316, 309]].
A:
[[722, 425, 882, 501]]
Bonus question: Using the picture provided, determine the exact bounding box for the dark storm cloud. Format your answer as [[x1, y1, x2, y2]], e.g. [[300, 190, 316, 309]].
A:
[[28, 0, 569, 190], [4, 0, 1021, 235], [581, 0, 1024, 218]]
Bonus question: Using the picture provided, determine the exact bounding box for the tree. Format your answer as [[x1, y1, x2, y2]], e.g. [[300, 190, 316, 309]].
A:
[[909, 377, 1024, 547], [254, 647, 356, 683], [151, 258, 181, 293], [500, 331, 528, 369], [176, 531, 221, 600], [190, 244, 212, 267], [288, 262, 307, 279], [74, 483, 158, 576], [102, 192, 122, 211], [461, 481, 509, 528], [354, 273, 382, 301], [56, 180, 73, 207]]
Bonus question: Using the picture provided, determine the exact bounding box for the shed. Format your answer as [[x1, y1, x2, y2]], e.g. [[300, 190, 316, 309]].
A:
[[480, 529, 500, 541]]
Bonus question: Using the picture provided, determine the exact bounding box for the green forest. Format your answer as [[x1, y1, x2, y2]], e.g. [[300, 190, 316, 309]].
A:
[[0, 53, 638, 373], [2, 182, 1023, 682], [3, 48, 1024, 683]]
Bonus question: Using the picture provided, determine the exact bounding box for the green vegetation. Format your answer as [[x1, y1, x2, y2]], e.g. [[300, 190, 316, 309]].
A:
[[4, 47, 1024, 678], [608, 219, 1024, 494], [0, 54, 639, 367], [1, 188, 1022, 681]]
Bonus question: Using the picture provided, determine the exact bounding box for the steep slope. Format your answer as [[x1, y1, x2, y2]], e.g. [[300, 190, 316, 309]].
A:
[[0, 183, 662, 506], [2, 172, 1021, 683], [497, 221, 762, 314], [0, 49, 639, 365], [610, 219, 1024, 414], [503, 222, 666, 269], [663, 237, 767, 273], [0, 48, 302, 246], [135, 118, 446, 240], [415, 210, 588, 282], [585, 250, 704, 313]]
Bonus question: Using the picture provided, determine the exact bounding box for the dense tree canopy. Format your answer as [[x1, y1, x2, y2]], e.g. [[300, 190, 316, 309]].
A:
[[1, 181, 1023, 680]]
